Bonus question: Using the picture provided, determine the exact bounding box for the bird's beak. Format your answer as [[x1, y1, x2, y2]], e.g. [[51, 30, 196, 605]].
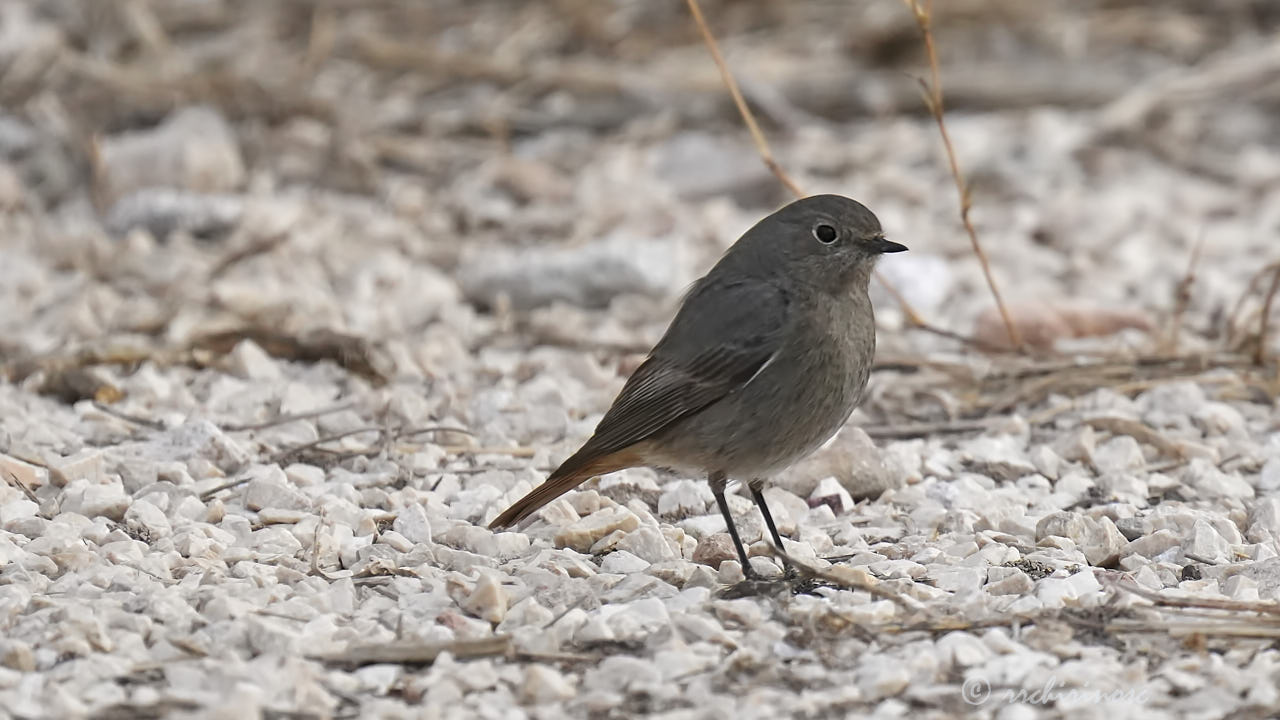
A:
[[872, 237, 908, 254]]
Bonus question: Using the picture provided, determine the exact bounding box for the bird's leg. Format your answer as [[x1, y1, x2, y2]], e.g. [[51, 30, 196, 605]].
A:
[[751, 484, 795, 578], [710, 472, 757, 580]]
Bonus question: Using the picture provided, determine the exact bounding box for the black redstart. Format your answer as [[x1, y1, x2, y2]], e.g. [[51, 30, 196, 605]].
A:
[[489, 194, 906, 579]]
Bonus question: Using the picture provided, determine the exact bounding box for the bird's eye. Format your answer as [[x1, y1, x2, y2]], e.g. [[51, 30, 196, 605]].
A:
[[813, 224, 838, 244]]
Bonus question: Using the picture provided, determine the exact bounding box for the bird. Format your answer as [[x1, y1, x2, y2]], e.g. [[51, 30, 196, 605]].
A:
[[488, 194, 906, 579]]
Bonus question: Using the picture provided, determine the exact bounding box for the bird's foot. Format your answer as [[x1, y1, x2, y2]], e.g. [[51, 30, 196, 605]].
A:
[[717, 574, 790, 599]]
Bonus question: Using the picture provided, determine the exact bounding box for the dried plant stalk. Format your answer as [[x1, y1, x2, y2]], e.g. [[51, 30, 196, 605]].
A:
[[902, 0, 1023, 351], [685, 0, 934, 329]]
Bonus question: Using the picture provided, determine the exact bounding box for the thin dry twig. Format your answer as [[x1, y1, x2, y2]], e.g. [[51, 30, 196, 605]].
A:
[[773, 549, 927, 614], [1256, 264, 1280, 365], [1226, 260, 1280, 347], [684, 0, 951, 337], [1105, 575, 1280, 617], [309, 636, 512, 667], [902, 0, 1022, 351], [683, 0, 802, 198], [1165, 228, 1207, 352], [208, 232, 290, 280]]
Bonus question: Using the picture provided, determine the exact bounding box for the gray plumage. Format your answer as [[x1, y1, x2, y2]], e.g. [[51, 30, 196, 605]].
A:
[[489, 194, 906, 579]]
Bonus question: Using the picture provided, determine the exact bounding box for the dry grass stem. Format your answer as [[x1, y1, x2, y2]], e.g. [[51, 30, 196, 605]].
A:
[[903, 0, 1022, 351], [1256, 264, 1280, 364], [683, 0, 803, 198], [1166, 228, 1207, 352], [684, 0, 951, 335]]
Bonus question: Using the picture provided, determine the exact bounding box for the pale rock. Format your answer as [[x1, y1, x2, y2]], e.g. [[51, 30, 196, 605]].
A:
[[258, 508, 307, 524], [653, 648, 718, 682], [1259, 458, 1280, 493], [574, 615, 616, 644], [1035, 577, 1077, 608], [354, 665, 401, 696], [1036, 511, 1089, 544], [1139, 382, 1207, 418], [929, 565, 987, 593], [692, 533, 737, 569], [1064, 568, 1103, 599], [1248, 497, 1280, 540], [857, 660, 909, 700], [657, 480, 711, 518], [583, 655, 662, 694], [717, 560, 746, 584], [565, 490, 602, 517], [1081, 516, 1129, 565], [457, 232, 688, 311], [679, 513, 727, 539], [607, 597, 670, 641], [124, 499, 171, 540], [615, 525, 675, 564], [746, 555, 783, 579], [985, 567, 1034, 595], [1223, 575, 1260, 601], [47, 449, 105, 486], [761, 487, 808, 536], [0, 500, 38, 527], [1028, 445, 1063, 481], [227, 340, 281, 381], [683, 564, 720, 589], [0, 640, 35, 672], [99, 106, 244, 199], [1053, 472, 1095, 501], [662, 525, 696, 559], [377, 530, 414, 553], [243, 470, 312, 512], [61, 479, 130, 521], [0, 454, 48, 489], [554, 506, 640, 552], [1052, 426, 1096, 463], [1096, 473, 1149, 504], [652, 131, 776, 203], [460, 573, 508, 624], [869, 559, 926, 580], [1183, 458, 1254, 500], [1184, 520, 1231, 564], [648, 560, 695, 587], [393, 504, 432, 545], [538, 499, 581, 528], [438, 525, 498, 557], [937, 631, 992, 666], [522, 664, 576, 704], [844, 599, 898, 624], [173, 495, 210, 522], [808, 476, 855, 516], [285, 464, 326, 487], [962, 435, 1036, 481], [1193, 402, 1246, 437], [1132, 565, 1165, 589], [1092, 436, 1146, 474], [589, 529, 628, 555], [491, 531, 531, 559], [600, 550, 650, 574]]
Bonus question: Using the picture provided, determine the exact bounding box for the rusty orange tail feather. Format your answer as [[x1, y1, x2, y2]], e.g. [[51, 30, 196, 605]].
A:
[[487, 447, 642, 529]]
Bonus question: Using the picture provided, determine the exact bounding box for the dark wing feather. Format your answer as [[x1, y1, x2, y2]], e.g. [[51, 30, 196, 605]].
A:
[[558, 278, 789, 474]]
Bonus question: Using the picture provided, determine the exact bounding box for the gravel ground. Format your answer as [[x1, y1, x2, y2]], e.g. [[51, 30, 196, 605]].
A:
[[2, 2, 1280, 718]]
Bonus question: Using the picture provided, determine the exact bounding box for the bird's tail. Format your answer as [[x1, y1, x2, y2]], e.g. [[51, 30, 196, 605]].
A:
[[487, 447, 640, 529]]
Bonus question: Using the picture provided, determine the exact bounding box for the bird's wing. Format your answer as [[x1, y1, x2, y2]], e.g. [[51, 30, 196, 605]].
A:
[[566, 278, 790, 468]]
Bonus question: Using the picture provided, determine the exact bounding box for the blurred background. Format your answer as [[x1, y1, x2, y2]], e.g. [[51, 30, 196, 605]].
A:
[[2, 0, 1279, 408]]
